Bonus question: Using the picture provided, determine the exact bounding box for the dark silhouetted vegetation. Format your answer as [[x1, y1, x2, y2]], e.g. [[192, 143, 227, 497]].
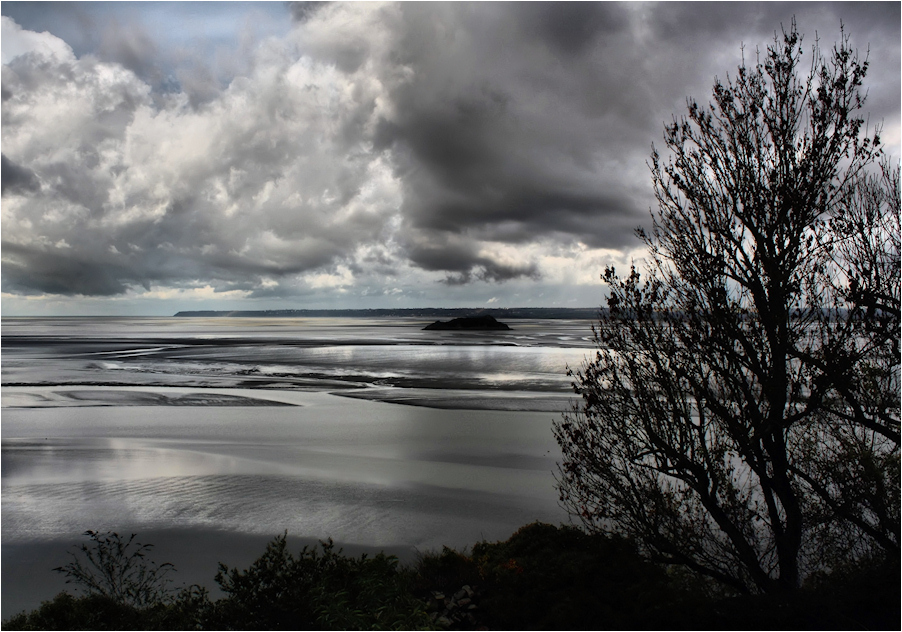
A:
[[205, 534, 433, 630], [52, 531, 176, 608], [423, 315, 512, 330], [4, 524, 899, 630], [555, 20, 899, 596]]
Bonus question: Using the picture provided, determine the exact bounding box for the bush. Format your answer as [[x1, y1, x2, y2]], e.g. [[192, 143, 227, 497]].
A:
[[1, 588, 209, 631], [5, 526, 898, 630], [469, 522, 690, 630], [52, 531, 176, 608], [206, 533, 434, 630], [412, 546, 481, 597], [709, 556, 902, 631], [3, 594, 144, 631], [3, 530, 210, 630], [410, 522, 704, 630]]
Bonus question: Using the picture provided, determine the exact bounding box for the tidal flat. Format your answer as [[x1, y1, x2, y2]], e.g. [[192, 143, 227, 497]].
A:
[[1, 317, 592, 614]]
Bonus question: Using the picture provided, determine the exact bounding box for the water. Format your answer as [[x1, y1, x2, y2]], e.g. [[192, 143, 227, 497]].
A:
[[1, 316, 596, 613], [1, 316, 593, 410]]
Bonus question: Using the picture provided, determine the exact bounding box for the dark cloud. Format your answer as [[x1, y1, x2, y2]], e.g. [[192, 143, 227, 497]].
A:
[[2, 242, 135, 296], [1, 154, 40, 194], [1, 2, 899, 307], [443, 262, 542, 286], [358, 2, 901, 283], [515, 2, 630, 56], [175, 62, 224, 108], [95, 19, 161, 84], [364, 3, 660, 281], [288, 2, 329, 23]]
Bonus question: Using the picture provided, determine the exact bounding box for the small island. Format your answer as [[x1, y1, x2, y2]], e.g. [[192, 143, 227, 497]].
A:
[[423, 315, 511, 331]]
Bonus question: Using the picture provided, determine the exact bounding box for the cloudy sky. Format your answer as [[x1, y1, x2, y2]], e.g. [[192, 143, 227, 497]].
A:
[[2, 2, 899, 316]]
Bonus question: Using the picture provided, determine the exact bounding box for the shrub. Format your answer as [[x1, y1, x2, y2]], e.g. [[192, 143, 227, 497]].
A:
[[2, 594, 144, 631], [1, 588, 210, 631], [5, 531, 210, 631], [411, 522, 702, 630], [52, 531, 175, 608], [468, 522, 690, 630], [5, 526, 897, 630], [206, 533, 434, 630], [412, 546, 481, 596]]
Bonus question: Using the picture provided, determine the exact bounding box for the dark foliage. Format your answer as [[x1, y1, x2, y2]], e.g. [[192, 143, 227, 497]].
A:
[[554, 20, 899, 595], [467, 522, 693, 630], [412, 546, 481, 597], [3, 526, 899, 630], [423, 315, 512, 330], [697, 555, 901, 630], [206, 533, 433, 630], [1, 588, 209, 631], [414, 522, 901, 630], [52, 531, 176, 608], [3, 594, 146, 631]]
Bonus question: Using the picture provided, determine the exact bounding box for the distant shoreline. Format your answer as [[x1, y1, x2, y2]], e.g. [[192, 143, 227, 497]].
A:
[[172, 307, 601, 319]]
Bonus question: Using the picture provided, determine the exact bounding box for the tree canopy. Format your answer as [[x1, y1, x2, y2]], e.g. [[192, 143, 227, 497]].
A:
[[554, 21, 899, 595]]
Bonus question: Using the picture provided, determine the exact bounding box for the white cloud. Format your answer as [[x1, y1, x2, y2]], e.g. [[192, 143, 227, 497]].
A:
[[1, 16, 73, 64], [303, 265, 355, 289], [2, 15, 402, 298]]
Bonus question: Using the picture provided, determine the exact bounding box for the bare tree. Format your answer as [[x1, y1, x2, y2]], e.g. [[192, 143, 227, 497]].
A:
[[554, 22, 899, 595], [798, 158, 900, 559]]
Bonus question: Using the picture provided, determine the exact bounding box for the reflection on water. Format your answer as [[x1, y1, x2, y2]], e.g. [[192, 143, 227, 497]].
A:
[[2, 393, 565, 547], [1, 317, 593, 611]]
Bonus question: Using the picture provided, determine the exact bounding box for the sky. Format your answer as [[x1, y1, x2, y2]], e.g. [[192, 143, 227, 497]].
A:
[[1, 2, 899, 316]]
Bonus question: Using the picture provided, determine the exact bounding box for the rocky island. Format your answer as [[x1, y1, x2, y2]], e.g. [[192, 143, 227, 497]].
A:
[[422, 315, 511, 331]]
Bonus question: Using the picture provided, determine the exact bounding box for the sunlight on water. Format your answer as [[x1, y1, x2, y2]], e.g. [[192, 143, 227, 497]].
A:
[[1, 317, 595, 612], [2, 395, 566, 544]]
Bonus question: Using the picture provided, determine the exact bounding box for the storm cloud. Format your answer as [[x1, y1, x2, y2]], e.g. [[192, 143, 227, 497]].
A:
[[1, 2, 899, 313]]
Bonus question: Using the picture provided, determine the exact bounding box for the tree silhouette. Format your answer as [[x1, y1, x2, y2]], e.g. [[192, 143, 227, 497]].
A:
[[554, 22, 899, 594]]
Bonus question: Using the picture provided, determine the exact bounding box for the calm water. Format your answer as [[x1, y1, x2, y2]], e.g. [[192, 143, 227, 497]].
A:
[[2, 316, 595, 613], [1, 316, 594, 410]]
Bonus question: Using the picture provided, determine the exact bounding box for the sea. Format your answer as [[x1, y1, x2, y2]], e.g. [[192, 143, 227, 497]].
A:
[[1, 316, 596, 614]]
